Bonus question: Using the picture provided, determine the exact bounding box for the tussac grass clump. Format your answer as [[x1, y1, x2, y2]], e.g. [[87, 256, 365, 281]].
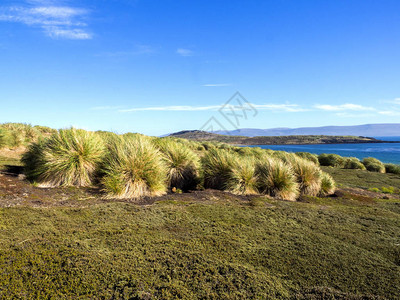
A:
[[0, 129, 6, 149], [227, 157, 259, 195], [22, 128, 105, 187], [363, 157, 386, 173], [202, 148, 236, 190], [154, 138, 200, 191], [100, 135, 167, 199], [384, 163, 400, 175], [295, 152, 319, 165], [319, 172, 336, 196], [0, 123, 56, 149], [202, 149, 259, 195], [289, 155, 322, 196], [256, 157, 299, 201], [19, 126, 338, 200], [318, 153, 346, 167], [344, 157, 366, 170]]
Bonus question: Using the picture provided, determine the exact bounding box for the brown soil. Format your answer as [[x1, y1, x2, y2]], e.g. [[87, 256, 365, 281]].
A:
[[0, 170, 395, 209]]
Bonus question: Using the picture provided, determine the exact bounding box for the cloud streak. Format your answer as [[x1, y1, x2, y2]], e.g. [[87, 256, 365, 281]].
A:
[[119, 103, 306, 113], [314, 103, 375, 112], [0, 2, 92, 39]]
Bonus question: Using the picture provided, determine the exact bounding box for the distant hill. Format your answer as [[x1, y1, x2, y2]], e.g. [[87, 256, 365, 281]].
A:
[[169, 130, 384, 145], [212, 123, 400, 137]]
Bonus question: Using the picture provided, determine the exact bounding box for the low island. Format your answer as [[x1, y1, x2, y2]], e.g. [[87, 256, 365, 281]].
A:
[[169, 130, 392, 145]]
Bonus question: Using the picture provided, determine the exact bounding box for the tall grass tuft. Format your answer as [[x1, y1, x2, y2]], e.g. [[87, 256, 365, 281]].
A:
[[0, 129, 6, 149], [256, 157, 299, 201], [21, 138, 47, 181], [154, 138, 200, 191], [344, 157, 366, 170], [363, 157, 385, 173], [227, 157, 259, 195], [384, 163, 400, 175], [202, 148, 258, 194], [287, 155, 322, 196], [295, 152, 319, 165], [22, 128, 105, 187], [318, 153, 345, 167], [100, 135, 167, 199], [319, 172, 336, 196], [202, 148, 236, 190]]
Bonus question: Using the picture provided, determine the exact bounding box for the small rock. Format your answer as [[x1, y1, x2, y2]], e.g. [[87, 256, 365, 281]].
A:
[[18, 174, 26, 181]]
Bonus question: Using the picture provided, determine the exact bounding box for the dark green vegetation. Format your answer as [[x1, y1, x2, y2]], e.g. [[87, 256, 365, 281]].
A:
[[170, 130, 384, 145]]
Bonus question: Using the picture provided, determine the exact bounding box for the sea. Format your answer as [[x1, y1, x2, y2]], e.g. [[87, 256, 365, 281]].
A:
[[247, 137, 400, 164]]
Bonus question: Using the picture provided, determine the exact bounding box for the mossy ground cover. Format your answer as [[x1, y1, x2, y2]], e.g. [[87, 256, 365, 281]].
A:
[[0, 189, 399, 298], [0, 154, 399, 299]]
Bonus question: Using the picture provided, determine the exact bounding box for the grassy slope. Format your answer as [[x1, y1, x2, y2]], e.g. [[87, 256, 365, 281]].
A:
[[0, 158, 399, 299], [322, 166, 400, 189]]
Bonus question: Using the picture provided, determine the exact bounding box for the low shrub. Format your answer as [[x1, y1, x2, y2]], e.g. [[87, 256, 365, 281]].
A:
[[363, 157, 385, 173], [368, 187, 380, 193], [256, 157, 299, 201], [381, 186, 395, 194], [319, 172, 336, 196], [100, 135, 167, 199], [384, 163, 400, 175], [155, 138, 200, 191], [22, 128, 105, 187], [318, 153, 346, 167], [344, 157, 366, 170]]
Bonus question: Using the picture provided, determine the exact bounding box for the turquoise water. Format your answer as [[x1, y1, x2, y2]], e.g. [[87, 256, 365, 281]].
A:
[[248, 137, 400, 164]]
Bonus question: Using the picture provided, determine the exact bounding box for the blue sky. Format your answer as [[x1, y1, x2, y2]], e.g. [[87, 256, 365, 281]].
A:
[[1, 0, 400, 136]]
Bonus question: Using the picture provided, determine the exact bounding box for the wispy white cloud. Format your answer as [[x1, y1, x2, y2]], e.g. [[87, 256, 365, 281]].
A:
[[45, 27, 91, 39], [378, 110, 400, 116], [176, 48, 194, 57], [314, 103, 375, 112], [254, 104, 308, 112], [203, 83, 232, 87], [335, 112, 376, 118], [0, 1, 92, 39], [119, 103, 306, 113]]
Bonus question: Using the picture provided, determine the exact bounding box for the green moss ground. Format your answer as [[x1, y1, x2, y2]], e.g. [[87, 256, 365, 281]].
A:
[[0, 193, 399, 299], [0, 157, 399, 299]]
